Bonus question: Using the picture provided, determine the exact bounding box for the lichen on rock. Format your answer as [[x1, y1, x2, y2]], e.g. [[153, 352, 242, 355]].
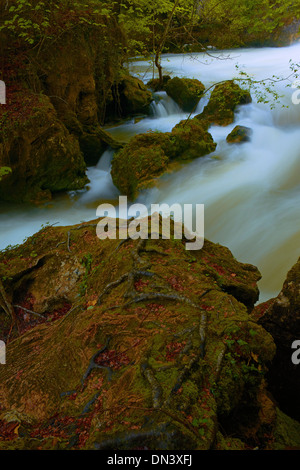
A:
[[0, 218, 297, 450]]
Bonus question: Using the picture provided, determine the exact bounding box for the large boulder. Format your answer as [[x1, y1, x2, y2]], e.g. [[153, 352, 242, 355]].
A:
[[0, 93, 88, 203], [111, 118, 216, 199], [0, 19, 127, 202], [111, 132, 171, 199], [107, 73, 153, 119], [170, 118, 216, 161], [0, 218, 298, 450], [197, 80, 252, 127], [165, 77, 205, 112], [255, 257, 300, 422]]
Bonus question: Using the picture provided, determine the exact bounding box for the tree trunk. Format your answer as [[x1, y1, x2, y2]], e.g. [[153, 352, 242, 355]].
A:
[[155, 0, 181, 86]]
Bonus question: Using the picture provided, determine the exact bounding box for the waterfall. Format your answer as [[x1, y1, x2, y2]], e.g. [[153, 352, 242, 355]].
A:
[[78, 149, 119, 204], [150, 92, 182, 118]]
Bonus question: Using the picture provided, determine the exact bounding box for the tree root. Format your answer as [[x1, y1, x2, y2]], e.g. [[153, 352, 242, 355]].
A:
[[97, 273, 129, 306], [81, 336, 113, 387], [120, 291, 207, 311], [56, 223, 97, 252], [13, 305, 46, 321], [0, 278, 18, 333], [214, 344, 227, 382], [199, 312, 207, 358], [141, 361, 163, 409]]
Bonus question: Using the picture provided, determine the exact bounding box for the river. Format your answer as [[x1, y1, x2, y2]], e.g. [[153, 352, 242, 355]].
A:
[[1, 43, 300, 303]]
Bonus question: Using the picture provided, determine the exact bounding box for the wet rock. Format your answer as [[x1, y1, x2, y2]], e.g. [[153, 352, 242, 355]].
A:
[[111, 132, 170, 199], [113, 73, 153, 117], [0, 219, 298, 450], [256, 256, 300, 422], [111, 117, 216, 199], [170, 118, 216, 161], [226, 125, 252, 144], [79, 127, 125, 166], [147, 75, 171, 92], [165, 77, 205, 112], [197, 80, 252, 127], [0, 94, 88, 203]]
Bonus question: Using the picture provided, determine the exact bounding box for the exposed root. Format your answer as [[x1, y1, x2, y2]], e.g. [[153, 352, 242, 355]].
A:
[[0, 279, 18, 332], [164, 352, 202, 408], [121, 291, 205, 310], [81, 337, 112, 387], [56, 223, 97, 252], [141, 361, 163, 409], [215, 344, 227, 382], [13, 305, 46, 321], [142, 247, 169, 256], [199, 312, 207, 358], [57, 303, 83, 327], [97, 273, 129, 306], [113, 238, 132, 254]]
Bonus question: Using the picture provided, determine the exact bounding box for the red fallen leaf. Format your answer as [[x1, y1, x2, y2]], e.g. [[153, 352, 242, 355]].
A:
[[15, 369, 24, 380], [134, 279, 150, 291], [94, 349, 130, 370], [166, 341, 186, 362]]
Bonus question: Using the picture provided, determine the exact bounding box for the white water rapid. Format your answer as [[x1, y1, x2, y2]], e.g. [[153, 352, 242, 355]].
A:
[[1, 44, 300, 303]]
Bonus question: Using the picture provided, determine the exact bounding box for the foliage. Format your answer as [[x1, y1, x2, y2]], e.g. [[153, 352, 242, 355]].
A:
[[0, 0, 115, 48], [0, 167, 11, 181], [199, 0, 300, 48]]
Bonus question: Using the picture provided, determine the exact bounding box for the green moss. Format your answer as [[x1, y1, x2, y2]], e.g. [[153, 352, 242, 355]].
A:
[[0, 219, 293, 450], [111, 132, 170, 199], [197, 80, 252, 126], [165, 77, 205, 112], [111, 118, 217, 199], [271, 408, 300, 450], [0, 94, 88, 203], [214, 431, 247, 450], [117, 72, 153, 116], [169, 118, 216, 160]]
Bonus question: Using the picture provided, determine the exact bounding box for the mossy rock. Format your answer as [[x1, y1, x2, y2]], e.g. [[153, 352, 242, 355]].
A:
[[117, 73, 153, 117], [169, 118, 216, 160], [226, 125, 252, 144], [147, 75, 171, 92], [165, 77, 205, 112], [111, 118, 216, 199], [0, 217, 289, 450], [198, 80, 252, 126], [271, 408, 300, 450], [79, 127, 125, 166], [257, 256, 300, 422], [111, 132, 171, 199], [0, 94, 88, 203]]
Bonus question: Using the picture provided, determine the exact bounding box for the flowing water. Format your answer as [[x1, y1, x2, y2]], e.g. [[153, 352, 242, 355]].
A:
[[1, 44, 300, 302]]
